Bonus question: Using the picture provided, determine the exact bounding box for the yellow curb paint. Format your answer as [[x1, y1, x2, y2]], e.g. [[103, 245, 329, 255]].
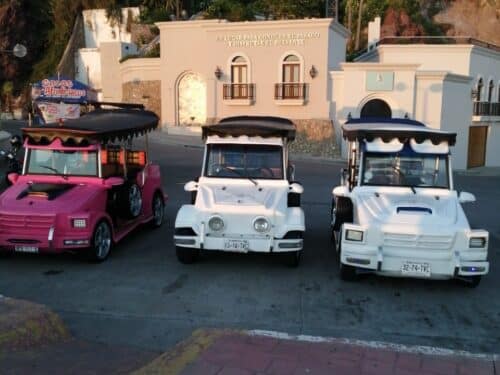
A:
[[0, 301, 70, 351], [132, 329, 238, 375]]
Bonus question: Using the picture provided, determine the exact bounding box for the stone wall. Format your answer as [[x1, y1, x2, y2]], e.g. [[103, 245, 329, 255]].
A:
[[205, 117, 338, 158], [122, 81, 161, 117]]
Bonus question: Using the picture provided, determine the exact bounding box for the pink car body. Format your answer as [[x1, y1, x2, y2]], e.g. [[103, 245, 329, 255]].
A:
[[0, 137, 165, 257]]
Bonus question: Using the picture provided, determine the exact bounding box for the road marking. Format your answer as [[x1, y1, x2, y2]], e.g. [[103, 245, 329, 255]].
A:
[[247, 329, 500, 361]]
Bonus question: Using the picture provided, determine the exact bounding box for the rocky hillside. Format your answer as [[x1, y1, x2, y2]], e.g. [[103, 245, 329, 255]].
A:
[[434, 0, 500, 45]]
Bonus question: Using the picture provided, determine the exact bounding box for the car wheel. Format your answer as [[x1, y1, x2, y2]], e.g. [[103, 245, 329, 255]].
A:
[[89, 221, 112, 262], [176, 246, 199, 264], [285, 251, 301, 268], [461, 275, 482, 288], [150, 193, 164, 228], [119, 182, 143, 219], [332, 197, 353, 231]]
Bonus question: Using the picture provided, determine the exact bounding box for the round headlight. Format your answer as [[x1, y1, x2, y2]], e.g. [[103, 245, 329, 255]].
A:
[[253, 217, 270, 233], [208, 216, 225, 232]]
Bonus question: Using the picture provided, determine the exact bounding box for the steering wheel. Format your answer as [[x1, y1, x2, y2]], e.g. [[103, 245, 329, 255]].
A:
[[212, 164, 239, 177], [259, 167, 275, 178]]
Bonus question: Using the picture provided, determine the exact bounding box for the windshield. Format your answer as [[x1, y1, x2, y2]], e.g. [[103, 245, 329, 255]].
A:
[[205, 144, 284, 180], [362, 152, 449, 189], [27, 149, 98, 177]]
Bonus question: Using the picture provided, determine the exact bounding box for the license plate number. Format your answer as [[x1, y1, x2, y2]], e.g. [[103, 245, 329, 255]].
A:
[[15, 245, 39, 253], [224, 240, 249, 252], [401, 261, 431, 277]]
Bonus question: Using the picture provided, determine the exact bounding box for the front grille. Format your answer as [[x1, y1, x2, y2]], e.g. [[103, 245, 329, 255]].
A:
[[0, 214, 55, 230], [8, 239, 41, 244], [383, 232, 454, 250]]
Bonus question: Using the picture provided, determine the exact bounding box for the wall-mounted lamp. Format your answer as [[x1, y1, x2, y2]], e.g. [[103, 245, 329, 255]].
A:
[[309, 65, 318, 79], [214, 66, 223, 80]]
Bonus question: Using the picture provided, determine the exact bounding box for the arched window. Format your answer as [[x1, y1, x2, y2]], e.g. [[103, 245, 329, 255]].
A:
[[360, 99, 392, 118], [276, 54, 305, 100], [476, 78, 483, 101], [226, 55, 254, 100], [282, 54, 300, 83], [231, 56, 247, 84], [487, 80, 494, 102]]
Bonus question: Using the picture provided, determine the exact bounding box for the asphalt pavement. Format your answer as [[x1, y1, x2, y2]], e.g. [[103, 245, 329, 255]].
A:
[[0, 123, 499, 364]]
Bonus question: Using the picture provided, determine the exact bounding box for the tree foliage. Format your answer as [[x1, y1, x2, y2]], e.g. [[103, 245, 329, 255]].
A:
[[0, 0, 463, 102]]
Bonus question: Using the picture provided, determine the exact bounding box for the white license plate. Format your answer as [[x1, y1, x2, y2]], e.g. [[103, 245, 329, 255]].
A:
[[401, 261, 431, 277], [15, 245, 39, 253], [224, 239, 249, 252]]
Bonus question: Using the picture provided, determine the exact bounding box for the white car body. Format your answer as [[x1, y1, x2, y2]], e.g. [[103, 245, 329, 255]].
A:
[[333, 119, 489, 283], [174, 117, 305, 264]]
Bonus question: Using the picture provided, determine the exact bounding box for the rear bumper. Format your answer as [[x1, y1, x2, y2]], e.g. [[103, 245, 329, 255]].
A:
[[341, 242, 489, 279], [174, 234, 303, 253], [339, 224, 489, 279]]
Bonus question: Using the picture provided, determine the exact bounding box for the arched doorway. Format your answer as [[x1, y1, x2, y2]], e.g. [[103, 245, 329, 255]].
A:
[[177, 72, 207, 126], [360, 99, 392, 118]]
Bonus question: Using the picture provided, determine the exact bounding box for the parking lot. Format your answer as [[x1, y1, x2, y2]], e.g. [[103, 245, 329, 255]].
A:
[[0, 132, 499, 354]]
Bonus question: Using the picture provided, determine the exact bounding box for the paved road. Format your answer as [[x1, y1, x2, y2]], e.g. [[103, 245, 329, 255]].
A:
[[0, 131, 499, 355]]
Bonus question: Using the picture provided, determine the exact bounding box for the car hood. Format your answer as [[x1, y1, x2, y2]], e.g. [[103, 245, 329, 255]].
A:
[[196, 177, 289, 212], [0, 181, 102, 214], [355, 190, 458, 227]]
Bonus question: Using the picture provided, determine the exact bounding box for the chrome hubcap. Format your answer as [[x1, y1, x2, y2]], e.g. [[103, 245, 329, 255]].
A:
[[95, 223, 111, 259], [129, 185, 142, 216]]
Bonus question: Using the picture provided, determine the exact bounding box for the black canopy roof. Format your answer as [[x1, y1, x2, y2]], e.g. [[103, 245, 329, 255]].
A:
[[343, 118, 456, 146], [202, 116, 296, 141], [23, 108, 159, 144]]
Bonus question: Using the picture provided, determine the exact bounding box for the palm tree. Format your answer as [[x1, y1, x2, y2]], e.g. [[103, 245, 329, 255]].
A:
[[355, 0, 363, 51]]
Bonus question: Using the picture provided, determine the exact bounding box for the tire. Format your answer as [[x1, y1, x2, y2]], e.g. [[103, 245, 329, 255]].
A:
[[150, 193, 164, 228], [88, 221, 112, 262], [337, 229, 358, 281], [461, 275, 482, 288], [119, 182, 143, 219], [332, 197, 353, 231], [176, 246, 199, 264], [284, 251, 301, 268]]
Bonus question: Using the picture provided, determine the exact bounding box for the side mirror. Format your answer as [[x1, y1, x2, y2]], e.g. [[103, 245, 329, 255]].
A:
[[287, 164, 296, 181], [289, 182, 303, 194], [459, 191, 476, 204], [7, 172, 19, 185], [333, 185, 350, 198], [340, 168, 348, 186], [104, 176, 125, 187], [184, 180, 198, 192]]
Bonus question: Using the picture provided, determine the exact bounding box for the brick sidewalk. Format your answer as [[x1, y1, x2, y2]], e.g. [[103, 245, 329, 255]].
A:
[[135, 329, 499, 375]]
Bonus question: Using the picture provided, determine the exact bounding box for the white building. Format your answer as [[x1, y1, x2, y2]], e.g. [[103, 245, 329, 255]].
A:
[[333, 17, 500, 169], [111, 15, 500, 169], [75, 7, 139, 102]]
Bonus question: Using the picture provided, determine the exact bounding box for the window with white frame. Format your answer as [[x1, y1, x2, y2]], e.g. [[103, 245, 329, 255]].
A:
[[276, 54, 305, 100]]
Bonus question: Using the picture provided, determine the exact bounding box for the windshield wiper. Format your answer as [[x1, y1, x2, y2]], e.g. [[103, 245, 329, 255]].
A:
[[391, 165, 416, 194], [39, 165, 68, 180], [217, 165, 258, 186]]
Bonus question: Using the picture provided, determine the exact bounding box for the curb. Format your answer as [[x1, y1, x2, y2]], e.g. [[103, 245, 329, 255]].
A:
[[0, 295, 71, 352], [131, 329, 228, 375], [132, 328, 499, 375]]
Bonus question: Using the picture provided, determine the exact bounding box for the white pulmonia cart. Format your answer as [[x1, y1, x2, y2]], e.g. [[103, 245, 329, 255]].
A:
[[331, 118, 489, 287]]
